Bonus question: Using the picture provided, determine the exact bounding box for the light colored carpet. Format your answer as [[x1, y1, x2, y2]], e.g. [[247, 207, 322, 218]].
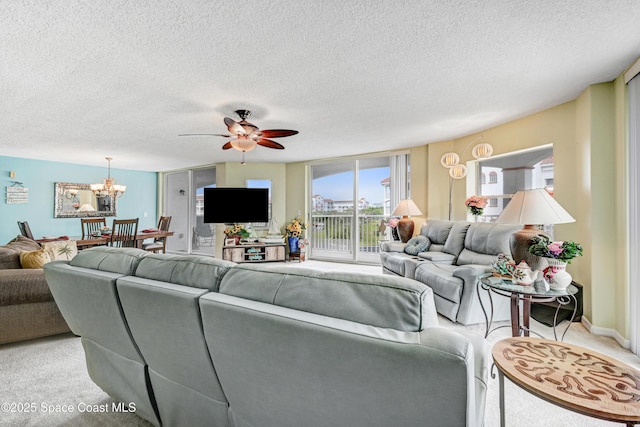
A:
[[2, 260, 637, 426]]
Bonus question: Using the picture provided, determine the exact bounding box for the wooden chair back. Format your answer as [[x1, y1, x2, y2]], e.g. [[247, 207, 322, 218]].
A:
[[143, 216, 172, 253], [17, 221, 34, 240], [81, 218, 107, 239], [110, 218, 139, 248]]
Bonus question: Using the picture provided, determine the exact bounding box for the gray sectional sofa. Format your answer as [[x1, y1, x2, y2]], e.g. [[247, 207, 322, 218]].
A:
[[43, 246, 489, 427], [380, 220, 521, 325]]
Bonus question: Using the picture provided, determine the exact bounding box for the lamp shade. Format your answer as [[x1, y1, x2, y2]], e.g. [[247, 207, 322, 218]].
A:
[[449, 164, 468, 179], [495, 189, 575, 225], [440, 152, 459, 168], [392, 199, 423, 217], [78, 204, 96, 212]]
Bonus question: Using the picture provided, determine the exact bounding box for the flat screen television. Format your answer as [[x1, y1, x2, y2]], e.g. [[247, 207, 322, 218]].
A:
[[203, 187, 269, 223]]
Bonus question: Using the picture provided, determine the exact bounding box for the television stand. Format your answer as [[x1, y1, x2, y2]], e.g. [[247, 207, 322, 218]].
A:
[[222, 243, 286, 263]]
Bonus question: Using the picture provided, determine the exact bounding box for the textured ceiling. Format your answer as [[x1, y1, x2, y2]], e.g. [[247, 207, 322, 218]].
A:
[[2, 0, 640, 172]]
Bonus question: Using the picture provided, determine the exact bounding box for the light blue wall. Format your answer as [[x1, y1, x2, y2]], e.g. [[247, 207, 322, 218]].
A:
[[0, 156, 158, 243]]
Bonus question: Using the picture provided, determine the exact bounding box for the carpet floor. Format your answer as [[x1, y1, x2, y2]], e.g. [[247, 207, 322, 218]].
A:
[[2, 260, 638, 426]]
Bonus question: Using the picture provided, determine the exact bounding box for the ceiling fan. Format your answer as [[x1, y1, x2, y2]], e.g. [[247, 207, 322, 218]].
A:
[[179, 109, 299, 164]]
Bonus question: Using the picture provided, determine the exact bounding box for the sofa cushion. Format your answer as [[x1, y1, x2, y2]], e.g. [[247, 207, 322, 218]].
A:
[[404, 236, 430, 255], [19, 249, 51, 269], [6, 235, 42, 252], [69, 246, 147, 275], [421, 220, 454, 245], [41, 240, 78, 261], [418, 251, 457, 264], [134, 254, 235, 291], [0, 246, 21, 270], [443, 222, 471, 257], [218, 264, 438, 332], [456, 223, 521, 266], [0, 236, 42, 269], [414, 263, 463, 304]]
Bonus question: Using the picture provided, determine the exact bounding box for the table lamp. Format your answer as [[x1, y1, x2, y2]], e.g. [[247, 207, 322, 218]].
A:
[[392, 199, 423, 243], [495, 189, 575, 270]]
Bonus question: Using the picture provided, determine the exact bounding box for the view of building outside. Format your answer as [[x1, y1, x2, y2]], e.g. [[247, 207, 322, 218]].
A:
[[478, 150, 554, 222]]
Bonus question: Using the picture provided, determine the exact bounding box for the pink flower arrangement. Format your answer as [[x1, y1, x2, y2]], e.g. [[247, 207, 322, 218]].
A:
[[465, 195, 488, 216], [387, 218, 399, 228]]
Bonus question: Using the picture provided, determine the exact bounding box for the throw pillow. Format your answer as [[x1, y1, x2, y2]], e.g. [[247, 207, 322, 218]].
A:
[[42, 240, 78, 261], [19, 249, 52, 269], [404, 236, 430, 256]]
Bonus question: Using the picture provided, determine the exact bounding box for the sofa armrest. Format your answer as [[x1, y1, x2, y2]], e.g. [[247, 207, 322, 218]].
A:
[[452, 265, 494, 325], [380, 241, 406, 252]]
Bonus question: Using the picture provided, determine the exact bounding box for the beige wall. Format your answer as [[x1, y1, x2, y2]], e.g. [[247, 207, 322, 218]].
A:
[[422, 80, 629, 337]]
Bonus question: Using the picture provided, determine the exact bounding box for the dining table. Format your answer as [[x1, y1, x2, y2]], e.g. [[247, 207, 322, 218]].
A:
[[73, 230, 174, 249]]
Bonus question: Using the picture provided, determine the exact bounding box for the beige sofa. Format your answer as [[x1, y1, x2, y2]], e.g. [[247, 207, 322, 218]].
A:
[[0, 236, 70, 345]]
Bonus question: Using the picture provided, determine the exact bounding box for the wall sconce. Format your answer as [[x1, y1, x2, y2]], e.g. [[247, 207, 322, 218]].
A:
[[441, 135, 493, 220]]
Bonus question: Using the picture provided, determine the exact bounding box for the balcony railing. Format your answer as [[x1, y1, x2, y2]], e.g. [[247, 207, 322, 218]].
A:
[[310, 214, 388, 254]]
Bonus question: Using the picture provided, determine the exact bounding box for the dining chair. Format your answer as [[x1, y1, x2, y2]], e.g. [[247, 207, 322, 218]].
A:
[[109, 218, 139, 248], [142, 216, 172, 253], [81, 217, 107, 239], [17, 221, 34, 240]]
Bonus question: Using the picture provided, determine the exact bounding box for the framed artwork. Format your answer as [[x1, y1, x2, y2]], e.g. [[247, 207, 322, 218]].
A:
[[225, 238, 236, 246]]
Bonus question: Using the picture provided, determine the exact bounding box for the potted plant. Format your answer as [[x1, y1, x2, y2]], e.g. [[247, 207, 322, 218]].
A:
[[223, 224, 250, 244], [528, 235, 583, 289], [465, 195, 488, 216]]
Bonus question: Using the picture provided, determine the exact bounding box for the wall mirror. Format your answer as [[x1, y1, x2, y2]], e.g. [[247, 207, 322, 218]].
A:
[[54, 182, 117, 218]]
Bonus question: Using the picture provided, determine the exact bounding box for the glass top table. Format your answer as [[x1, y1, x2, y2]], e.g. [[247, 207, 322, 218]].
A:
[[478, 273, 578, 341]]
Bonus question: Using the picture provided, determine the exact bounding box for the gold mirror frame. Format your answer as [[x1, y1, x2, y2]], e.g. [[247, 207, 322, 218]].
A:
[[54, 182, 117, 218]]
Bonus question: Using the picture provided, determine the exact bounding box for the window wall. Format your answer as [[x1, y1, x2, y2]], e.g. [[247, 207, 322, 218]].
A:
[[309, 152, 409, 263], [475, 145, 554, 224]]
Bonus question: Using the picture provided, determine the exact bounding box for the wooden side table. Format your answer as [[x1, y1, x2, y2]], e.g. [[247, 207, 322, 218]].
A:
[[493, 337, 640, 427]]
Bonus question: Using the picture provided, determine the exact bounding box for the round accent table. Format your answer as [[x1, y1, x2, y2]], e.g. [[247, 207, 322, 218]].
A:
[[478, 273, 578, 341], [493, 337, 640, 427]]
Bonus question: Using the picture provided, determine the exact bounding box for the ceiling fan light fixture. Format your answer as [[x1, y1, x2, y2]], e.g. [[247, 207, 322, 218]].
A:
[[230, 138, 257, 152]]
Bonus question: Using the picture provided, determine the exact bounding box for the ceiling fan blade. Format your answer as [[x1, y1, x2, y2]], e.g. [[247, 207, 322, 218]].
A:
[[178, 133, 231, 137], [222, 141, 233, 150], [258, 129, 299, 138], [224, 117, 246, 135], [256, 138, 285, 149]]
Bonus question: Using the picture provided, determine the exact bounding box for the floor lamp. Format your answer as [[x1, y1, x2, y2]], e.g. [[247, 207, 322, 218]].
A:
[[441, 136, 493, 220], [392, 199, 423, 243], [495, 188, 575, 270]]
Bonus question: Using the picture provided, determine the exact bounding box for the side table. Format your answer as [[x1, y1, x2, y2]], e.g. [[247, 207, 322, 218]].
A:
[[478, 273, 578, 341], [493, 337, 640, 427]]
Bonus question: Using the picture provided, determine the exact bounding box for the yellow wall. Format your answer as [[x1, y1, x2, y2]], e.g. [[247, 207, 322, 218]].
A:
[[421, 80, 629, 337]]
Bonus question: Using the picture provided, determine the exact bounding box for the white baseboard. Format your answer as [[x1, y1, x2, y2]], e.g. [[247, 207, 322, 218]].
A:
[[581, 316, 630, 349]]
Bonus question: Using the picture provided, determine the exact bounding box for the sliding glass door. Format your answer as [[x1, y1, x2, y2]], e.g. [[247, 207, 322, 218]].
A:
[[163, 167, 216, 255], [309, 153, 408, 263]]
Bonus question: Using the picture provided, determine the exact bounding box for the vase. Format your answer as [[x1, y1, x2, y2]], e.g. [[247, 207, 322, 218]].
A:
[[288, 236, 299, 253], [544, 258, 572, 290]]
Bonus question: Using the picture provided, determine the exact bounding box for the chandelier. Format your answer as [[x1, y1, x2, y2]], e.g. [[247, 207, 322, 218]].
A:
[[91, 157, 126, 199]]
